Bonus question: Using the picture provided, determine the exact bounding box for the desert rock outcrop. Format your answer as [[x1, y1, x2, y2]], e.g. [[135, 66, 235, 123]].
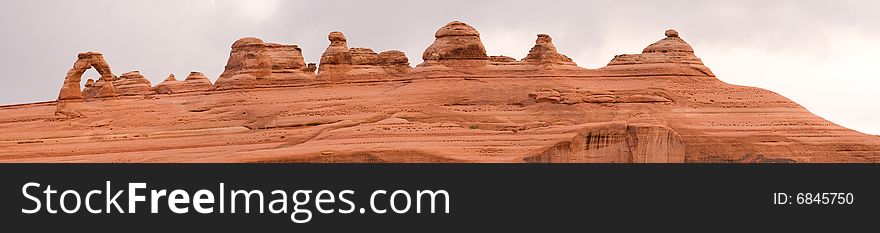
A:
[[114, 71, 152, 96], [319, 31, 352, 65], [10, 22, 880, 163], [522, 34, 577, 66], [377, 50, 411, 75], [420, 21, 488, 67], [81, 79, 97, 99], [263, 43, 316, 85], [58, 52, 118, 100], [526, 122, 685, 163], [152, 72, 213, 94], [315, 31, 352, 83], [218, 37, 273, 79], [603, 29, 714, 77], [215, 37, 315, 90], [350, 47, 379, 65], [318, 32, 411, 82]]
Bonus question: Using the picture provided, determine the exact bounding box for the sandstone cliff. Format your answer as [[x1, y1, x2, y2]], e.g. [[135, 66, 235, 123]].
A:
[[0, 21, 877, 163]]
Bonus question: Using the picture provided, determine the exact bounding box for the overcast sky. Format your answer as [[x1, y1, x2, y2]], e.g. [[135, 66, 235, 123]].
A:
[[1, 0, 877, 134]]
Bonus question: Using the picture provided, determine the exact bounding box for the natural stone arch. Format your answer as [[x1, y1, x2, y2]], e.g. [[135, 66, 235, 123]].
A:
[[58, 52, 118, 100]]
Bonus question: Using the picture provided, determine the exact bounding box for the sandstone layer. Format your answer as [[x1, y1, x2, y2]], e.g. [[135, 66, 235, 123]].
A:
[[317, 32, 412, 83], [214, 37, 316, 90], [420, 21, 489, 68], [152, 73, 213, 94], [1, 21, 878, 163], [522, 34, 577, 66], [114, 71, 152, 96]]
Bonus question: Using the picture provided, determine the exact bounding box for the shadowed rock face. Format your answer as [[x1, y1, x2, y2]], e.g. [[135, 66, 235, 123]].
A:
[[421, 21, 488, 67], [319, 31, 352, 65], [22, 22, 880, 163], [526, 122, 685, 163]]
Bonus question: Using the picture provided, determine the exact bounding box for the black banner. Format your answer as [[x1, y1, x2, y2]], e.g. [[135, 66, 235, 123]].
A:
[[1, 164, 875, 231]]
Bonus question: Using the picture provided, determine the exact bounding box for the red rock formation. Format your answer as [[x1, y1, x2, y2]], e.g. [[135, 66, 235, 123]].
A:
[[350, 47, 379, 65], [420, 21, 488, 67], [220, 37, 273, 78], [266, 43, 307, 71], [153, 72, 213, 94], [522, 34, 577, 66], [152, 74, 178, 94], [58, 52, 118, 100], [602, 29, 714, 77], [10, 23, 880, 163], [263, 43, 316, 85], [525, 122, 685, 163], [215, 37, 315, 90], [319, 31, 352, 65], [316, 31, 353, 82], [114, 71, 152, 96], [185, 71, 213, 84], [318, 32, 411, 82], [377, 50, 411, 75], [377, 50, 408, 66], [92, 78, 117, 98], [81, 79, 97, 99], [214, 37, 272, 90]]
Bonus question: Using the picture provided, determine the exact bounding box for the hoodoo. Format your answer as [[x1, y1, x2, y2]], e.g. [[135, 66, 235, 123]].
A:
[[522, 34, 577, 66], [316, 31, 353, 82], [420, 21, 488, 67], [319, 31, 352, 65], [377, 50, 411, 75], [604, 29, 714, 77]]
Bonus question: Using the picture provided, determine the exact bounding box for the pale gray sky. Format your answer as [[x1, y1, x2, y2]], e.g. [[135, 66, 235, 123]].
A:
[[1, 0, 877, 134]]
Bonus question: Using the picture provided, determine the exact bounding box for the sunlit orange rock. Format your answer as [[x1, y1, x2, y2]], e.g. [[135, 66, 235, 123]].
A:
[[4, 22, 877, 163]]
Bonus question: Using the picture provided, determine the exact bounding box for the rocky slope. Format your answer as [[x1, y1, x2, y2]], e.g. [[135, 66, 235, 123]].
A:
[[0, 21, 877, 163]]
